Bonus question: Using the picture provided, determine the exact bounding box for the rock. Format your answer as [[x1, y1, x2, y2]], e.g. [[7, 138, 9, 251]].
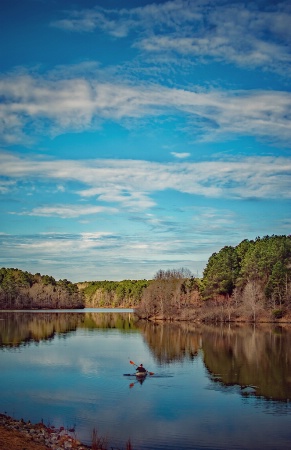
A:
[[0, 413, 92, 449]]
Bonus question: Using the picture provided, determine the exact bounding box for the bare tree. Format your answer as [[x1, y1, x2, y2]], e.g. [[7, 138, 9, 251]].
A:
[[242, 281, 264, 322], [136, 268, 196, 320]]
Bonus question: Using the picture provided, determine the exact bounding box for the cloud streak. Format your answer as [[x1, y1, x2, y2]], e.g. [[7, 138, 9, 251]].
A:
[[52, 0, 291, 75], [11, 205, 118, 219], [1, 152, 291, 210], [0, 226, 226, 281], [1, 0, 291, 282], [0, 74, 291, 145], [171, 152, 190, 159]]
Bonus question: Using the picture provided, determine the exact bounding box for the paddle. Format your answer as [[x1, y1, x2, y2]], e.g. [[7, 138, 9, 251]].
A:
[[129, 360, 154, 375]]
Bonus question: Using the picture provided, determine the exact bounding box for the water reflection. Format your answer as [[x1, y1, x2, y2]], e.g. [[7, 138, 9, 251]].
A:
[[201, 323, 291, 401], [1, 312, 291, 449], [138, 321, 200, 363], [137, 321, 291, 402], [1, 312, 291, 402], [0, 311, 137, 347]]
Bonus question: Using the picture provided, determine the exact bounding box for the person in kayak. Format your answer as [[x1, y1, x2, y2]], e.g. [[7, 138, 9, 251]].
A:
[[136, 363, 147, 374]]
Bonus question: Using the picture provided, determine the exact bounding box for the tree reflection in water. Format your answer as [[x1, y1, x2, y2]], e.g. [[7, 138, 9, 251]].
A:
[[137, 320, 200, 363], [0, 311, 136, 347], [1, 312, 291, 401], [201, 323, 291, 401], [137, 321, 291, 402]]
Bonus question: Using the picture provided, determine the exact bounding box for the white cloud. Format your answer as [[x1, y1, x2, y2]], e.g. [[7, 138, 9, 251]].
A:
[[78, 186, 155, 210], [52, 8, 132, 37], [171, 152, 190, 159], [0, 224, 219, 281], [0, 179, 16, 193], [1, 152, 291, 206], [1, 232, 119, 263], [51, 0, 291, 75], [0, 73, 291, 145], [11, 204, 118, 219]]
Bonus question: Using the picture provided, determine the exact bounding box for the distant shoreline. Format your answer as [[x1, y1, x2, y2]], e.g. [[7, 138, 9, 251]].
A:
[[0, 307, 134, 312]]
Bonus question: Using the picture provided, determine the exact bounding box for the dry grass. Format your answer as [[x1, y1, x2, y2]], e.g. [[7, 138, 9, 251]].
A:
[[92, 427, 108, 450]]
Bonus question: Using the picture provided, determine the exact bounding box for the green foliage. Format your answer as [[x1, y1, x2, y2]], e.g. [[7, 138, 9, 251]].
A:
[[1, 234, 290, 316], [57, 278, 78, 294], [272, 309, 283, 319], [238, 236, 291, 283], [0, 268, 84, 309], [0, 268, 35, 290], [42, 274, 56, 286], [201, 235, 291, 307], [201, 246, 240, 299], [82, 279, 150, 308]]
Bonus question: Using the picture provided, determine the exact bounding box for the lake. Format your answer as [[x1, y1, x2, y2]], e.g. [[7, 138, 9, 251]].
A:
[[0, 309, 291, 449]]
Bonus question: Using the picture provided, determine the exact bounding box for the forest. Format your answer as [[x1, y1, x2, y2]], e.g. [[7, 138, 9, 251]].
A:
[[136, 235, 291, 322], [0, 268, 83, 309], [78, 279, 150, 308], [1, 235, 291, 322]]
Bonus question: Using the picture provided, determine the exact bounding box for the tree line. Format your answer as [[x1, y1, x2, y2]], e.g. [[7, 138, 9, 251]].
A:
[[0, 268, 84, 309], [78, 279, 150, 308], [1, 235, 291, 321], [0, 269, 150, 310], [136, 235, 291, 322]]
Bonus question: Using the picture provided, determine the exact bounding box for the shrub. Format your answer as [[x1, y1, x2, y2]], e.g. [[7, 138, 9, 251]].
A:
[[272, 309, 283, 319]]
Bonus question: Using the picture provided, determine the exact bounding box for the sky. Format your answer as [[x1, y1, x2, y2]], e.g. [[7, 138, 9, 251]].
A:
[[0, 0, 291, 282]]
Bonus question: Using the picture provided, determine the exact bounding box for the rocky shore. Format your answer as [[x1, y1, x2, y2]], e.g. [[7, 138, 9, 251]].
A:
[[0, 413, 92, 450]]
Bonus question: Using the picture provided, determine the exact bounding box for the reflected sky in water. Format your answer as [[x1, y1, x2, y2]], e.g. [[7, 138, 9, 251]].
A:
[[1, 311, 291, 450]]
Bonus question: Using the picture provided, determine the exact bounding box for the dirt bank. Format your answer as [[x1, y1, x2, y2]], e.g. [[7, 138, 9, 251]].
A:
[[0, 414, 91, 450]]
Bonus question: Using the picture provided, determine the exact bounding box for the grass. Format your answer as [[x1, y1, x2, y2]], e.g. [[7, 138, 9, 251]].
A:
[[91, 428, 133, 450]]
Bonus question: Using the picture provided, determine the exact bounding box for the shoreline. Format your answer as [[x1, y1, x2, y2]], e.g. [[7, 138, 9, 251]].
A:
[[0, 413, 92, 450]]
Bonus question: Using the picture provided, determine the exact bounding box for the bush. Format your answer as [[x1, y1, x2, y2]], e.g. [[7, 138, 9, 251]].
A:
[[272, 309, 283, 319]]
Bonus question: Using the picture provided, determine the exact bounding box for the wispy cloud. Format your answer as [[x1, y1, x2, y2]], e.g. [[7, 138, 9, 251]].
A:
[[0, 179, 16, 193], [171, 152, 190, 159], [78, 186, 155, 210], [0, 226, 226, 281], [0, 73, 291, 145], [51, 0, 291, 75], [1, 0, 290, 284], [11, 204, 118, 219], [1, 152, 291, 208]]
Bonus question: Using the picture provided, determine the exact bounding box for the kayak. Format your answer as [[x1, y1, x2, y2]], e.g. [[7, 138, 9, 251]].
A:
[[135, 371, 147, 378]]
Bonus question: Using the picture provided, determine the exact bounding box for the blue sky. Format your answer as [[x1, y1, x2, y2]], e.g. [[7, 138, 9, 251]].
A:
[[1, 0, 291, 282]]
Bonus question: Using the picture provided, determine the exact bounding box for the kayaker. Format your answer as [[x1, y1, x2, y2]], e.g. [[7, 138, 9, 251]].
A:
[[136, 363, 147, 373]]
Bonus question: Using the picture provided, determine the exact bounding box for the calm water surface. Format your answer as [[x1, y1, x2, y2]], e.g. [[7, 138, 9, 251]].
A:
[[0, 310, 291, 449]]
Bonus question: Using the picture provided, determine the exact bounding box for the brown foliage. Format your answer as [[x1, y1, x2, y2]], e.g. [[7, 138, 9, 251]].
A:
[[0, 279, 84, 310], [136, 271, 199, 320]]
